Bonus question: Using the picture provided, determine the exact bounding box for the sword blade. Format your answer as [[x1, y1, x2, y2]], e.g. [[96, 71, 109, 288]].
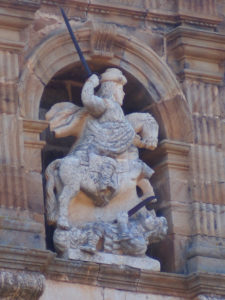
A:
[[60, 7, 92, 77]]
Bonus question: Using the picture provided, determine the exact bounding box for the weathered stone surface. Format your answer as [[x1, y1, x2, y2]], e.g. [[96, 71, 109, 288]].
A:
[[40, 281, 101, 300], [0, 215, 45, 250], [195, 296, 225, 300], [167, 27, 225, 84], [68, 249, 160, 271], [0, 1, 225, 298], [0, 270, 45, 300], [40, 280, 184, 300], [26, 171, 45, 214]]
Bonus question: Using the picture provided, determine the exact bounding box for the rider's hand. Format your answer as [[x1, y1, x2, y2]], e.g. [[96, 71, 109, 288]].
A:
[[88, 74, 100, 88]]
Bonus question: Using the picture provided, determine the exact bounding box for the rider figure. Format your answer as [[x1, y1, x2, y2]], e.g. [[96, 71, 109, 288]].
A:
[[69, 68, 136, 202], [71, 68, 135, 158]]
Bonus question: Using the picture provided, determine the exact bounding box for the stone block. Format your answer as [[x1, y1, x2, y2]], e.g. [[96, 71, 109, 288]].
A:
[[18, 69, 45, 119], [150, 234, 189, 273], [187, 256, 225, 274], [132, 30, 164, 57], [24, 147, 42, 173], [98, 263, 140, 291], [40, 280, 184, 300], [159, 205, 191, 236], [104, 288, 183, 300], [40, 281, 103, 300], [186, 235, 225, 273], [26, 171, 44, 214], [0, 217, 45, 249]]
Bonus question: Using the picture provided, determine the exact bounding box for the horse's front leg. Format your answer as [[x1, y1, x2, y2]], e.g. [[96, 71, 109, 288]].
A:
[[57, 184, 79, 230]]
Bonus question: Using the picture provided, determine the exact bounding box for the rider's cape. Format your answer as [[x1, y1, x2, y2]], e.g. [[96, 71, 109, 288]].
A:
[[45, 102, 89, 139], [45, 102, 135, 156]]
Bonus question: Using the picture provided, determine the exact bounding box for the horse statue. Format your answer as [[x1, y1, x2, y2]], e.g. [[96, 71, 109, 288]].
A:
[[45, 68, 159, 230]]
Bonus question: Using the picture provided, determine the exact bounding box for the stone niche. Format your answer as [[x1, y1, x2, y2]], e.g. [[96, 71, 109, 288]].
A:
[[40, 62, 165, 270], [39, 63, 191, 273], [18, 20, 193, 273]]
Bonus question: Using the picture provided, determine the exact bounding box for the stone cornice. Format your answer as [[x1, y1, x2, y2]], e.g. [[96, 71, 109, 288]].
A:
[[0, 0, 41, 11], [146, 10, 221, 28], [167, 27, 225, 59], [41, 0, 221, 28], [1, 245, 225, 298], [23, 119, 49, 134], [0, 0, 221, 30], [0, 216, 43, 234], [41, 259, 225, 298], [0, 246, 54, 271], [23, 119, 48, 149], [167, 26, 225, 84], [0, 0, 41, 29], [0, 38, 25, 51]]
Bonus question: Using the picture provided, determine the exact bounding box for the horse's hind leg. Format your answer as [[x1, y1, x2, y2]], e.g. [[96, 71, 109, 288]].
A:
[[57, 184, 79, 230]]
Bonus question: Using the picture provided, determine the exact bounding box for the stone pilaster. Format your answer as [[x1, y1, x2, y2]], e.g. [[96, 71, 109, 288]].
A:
[[0, 0, 46, 251], [180, 80, 225, 273], [144, 139, 191, 273]]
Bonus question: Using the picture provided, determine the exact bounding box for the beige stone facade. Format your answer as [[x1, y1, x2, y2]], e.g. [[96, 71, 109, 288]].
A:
[[0, 0, 225, 299]]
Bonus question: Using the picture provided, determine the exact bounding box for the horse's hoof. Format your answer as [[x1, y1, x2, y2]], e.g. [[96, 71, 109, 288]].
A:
[[57, 218, 70, 230]]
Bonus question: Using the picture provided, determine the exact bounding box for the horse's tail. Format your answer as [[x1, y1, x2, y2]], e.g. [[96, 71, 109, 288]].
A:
[[45, 159, 61, 226]]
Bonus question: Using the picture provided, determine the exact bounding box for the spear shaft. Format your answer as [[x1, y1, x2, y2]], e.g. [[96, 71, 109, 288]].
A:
[[60, 7, 92, 77]]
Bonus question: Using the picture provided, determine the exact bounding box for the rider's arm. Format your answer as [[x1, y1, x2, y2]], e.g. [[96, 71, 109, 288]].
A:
[[81, 74, 106, 117]]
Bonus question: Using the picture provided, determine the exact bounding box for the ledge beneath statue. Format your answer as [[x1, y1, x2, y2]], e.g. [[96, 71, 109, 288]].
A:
[[68, 249, 160, 271]]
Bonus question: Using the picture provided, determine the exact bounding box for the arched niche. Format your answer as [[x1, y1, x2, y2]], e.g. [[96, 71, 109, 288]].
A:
[[18, 21, 193, 143], [19, 21, 194, 272]]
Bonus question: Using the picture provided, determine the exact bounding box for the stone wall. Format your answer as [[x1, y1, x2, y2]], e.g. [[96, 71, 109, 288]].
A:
[[0, 0, 225, 299]]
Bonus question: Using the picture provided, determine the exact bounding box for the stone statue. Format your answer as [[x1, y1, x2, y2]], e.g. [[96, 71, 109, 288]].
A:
[[45, 68, 167, 269]]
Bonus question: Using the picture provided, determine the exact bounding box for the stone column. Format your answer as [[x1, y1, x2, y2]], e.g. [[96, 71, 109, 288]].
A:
[[183, 80, 225, 274], [0, 0, 47, 250], [167, 24, 225, 273], [146, 139, 191, 273]]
